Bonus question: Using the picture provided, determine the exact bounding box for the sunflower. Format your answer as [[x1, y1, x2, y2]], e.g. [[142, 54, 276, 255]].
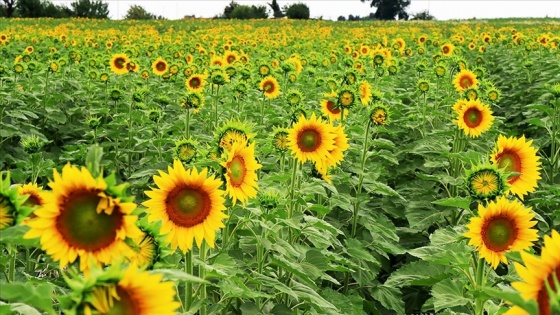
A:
[[464, 196, 538, 269], [370, 103, 390, 126], [259, 76, 281, 99], [127, 230, 159, 269], [18, 182, 46, 209], [143, 161, 227, 253], [78, 266, 180, 315], [109, 53, 129, 75], [221, 141, 262, 206], [323, 125, 349, 168], [182, 91, 205, 114], [287, 113, 336, 167], [174, 138, 198, 163], [337, 88, 356, 109], [1, 173, 29, 230], [320, 99, 341, 122], [210, 56, 224, 67], [453, 69, 479, 93], [505, 230, 560, 315], [215, 120, 254, 153], [185, 74, 206, 92], [358, 81, 372, 106], [490, 135, 542, 199], [272, 128, 290, 152], [466, 164, 508, 200], [454, 99, 494, 138], [441, 43, 455, 56], [24, 164, 141, 274], [151, 57, 168, 76]]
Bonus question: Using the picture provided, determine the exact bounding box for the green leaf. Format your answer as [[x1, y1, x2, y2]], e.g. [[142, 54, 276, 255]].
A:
[[478, 286, 538, 315], [385, 260, 453, 288], [0, 282, 55, 314], [371, 285, 405, 315], [151, 269, 207, 283], [0, 302, 42, 315], [0, 225, 39, 247], [432, 197, 471, 210], [291, 281, 339, 315], [431, 278, 471, 311], [320, 288, 364, 315], [408, 242, 471, 268], [345, 238, 379, 264]]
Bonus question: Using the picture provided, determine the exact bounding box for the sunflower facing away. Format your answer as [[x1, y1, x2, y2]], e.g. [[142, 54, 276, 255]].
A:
[[505, 230, 560, 315], [127, 230, 159, 269], [454, 99, 494, 138], [490, 135, 541, 199], [1, 172, 29, 230], [151, 57, 168, 76], [259, 76, 281, 99], [464, 196, 538, 269], [453, 69, 479, 93], [79, 266, 180, 315], [359, 80, 372, 106], [221, 141, 262, 206], [24, 164, 141, 274], [287, 113, 336, 167], [109, 53, 129, 75], [143, 160, 227, 253]]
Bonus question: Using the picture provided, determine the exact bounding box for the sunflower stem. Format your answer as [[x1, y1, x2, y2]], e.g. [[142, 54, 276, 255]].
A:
[[474, 257, 487, 315], [184, 251, 193, 312], [7, 250, 16, 283], [351, 120, 372, 238], [214, 85, 220, 129], [260, 92, 266, 126], [185, 107, 191, 139], [127, 101, 133, 178], [287, 158, 299, 242], [199, 243, 208, 315]]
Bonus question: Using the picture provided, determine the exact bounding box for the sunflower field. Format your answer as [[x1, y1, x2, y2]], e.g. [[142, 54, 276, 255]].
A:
[[0, 17, 559, 315]]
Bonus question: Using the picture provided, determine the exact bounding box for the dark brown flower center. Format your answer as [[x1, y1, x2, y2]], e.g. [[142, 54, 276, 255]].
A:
[[228, 155, 246, 187], [460, 76, 474, 88], [114, 57, 126, 69], [156, 62, 166, 71], [166, 186, 211, 228], [326, 101, 340, 114], [297, 129, 321, 152], [56, 190, 123, 251], [495, 151, 522, 184], [464, 107, 483, 128], [481, 216, 518, 252]]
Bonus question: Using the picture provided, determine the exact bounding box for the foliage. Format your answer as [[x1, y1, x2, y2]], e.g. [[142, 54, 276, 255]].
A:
[[268, 0, 284, 18], [360, 0, 410, 20], [124, 5, 159, 20], [410, 10, 435, 20], [283, 2, 310, 19], [70, 0, 108, 18], [1, 0, 15, 17], [230, 4, 268, 19], [15, 0, 72, 18]]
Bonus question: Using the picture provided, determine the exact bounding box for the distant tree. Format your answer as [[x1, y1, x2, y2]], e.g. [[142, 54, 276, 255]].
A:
[[348, 14, 355, 21], [15, 0, 71, 17], [337, 15, 346, 21], [125, 5, 156, 19], [410, 10, 435, 20], [268, 0, 283, 18], [360, 0, 410, 20], [230, 4, 268, 19], [1, 0, 15, 17], [283, 2, 309, 19], [70, 0, 109, 18], [223, 1, 238, 19]]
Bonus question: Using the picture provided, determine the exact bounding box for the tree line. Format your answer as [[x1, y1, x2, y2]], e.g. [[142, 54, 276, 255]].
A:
[[1, 0, 110, 18]]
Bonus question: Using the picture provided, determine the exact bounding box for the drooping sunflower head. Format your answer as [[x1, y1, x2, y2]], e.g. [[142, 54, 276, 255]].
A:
[[287, 113, 337, 167], [507, 230, 560, 315], [174, 138, 198, 163], [464, 196, 539, 269], [285, 89, 304, 107], [453, 69, 479, 93], [215, 120, 254, 153], [466, 164, 509, 200], [126, 228, 161, 270], [18, 182, 46, 209], [70, 265, 180, 315], [182, 91, 205, 114], [454, 99, 494, 138], [490, 135, 542, 199], [464, 87, 479, 101], [337, 88, 356, 109], [23, 164, 141, 274], [109, 53, 129, 75], [143, 161, 227, 253], [417, 79, 430, 93], [220, 141, 262, 206], [259, 76, 281, 99], [210, 70, 229, 86], [370, 103, 390, 126], [272, 128, 290, 153]]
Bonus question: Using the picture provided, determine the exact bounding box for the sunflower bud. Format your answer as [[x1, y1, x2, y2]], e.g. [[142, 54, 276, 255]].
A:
[[21, 134, 45, 154]]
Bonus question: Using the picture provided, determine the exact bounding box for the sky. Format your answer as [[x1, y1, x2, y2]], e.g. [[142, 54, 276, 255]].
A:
[[51, 0, 560, 21]]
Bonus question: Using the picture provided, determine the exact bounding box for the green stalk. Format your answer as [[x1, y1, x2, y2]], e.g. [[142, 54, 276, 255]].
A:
[[260, 92, 266, 126], [199, 243, 208, 315], [256, 231, 265, 309], [287, 158, 299, 242], [185, 108, 191, 139], [127, 101, 133, 177], [184, 251, 193, 312], [8, 251, 16, 282], [351, 120, 372, 238], [42, 70, 49, 127], [214, 85, 220, 128], [474, 257, 487, 315]]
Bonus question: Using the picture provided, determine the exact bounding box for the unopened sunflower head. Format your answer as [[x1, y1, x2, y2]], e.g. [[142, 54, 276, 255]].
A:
[[466, 163, 509, 201], [173, 138, 198, 163]]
